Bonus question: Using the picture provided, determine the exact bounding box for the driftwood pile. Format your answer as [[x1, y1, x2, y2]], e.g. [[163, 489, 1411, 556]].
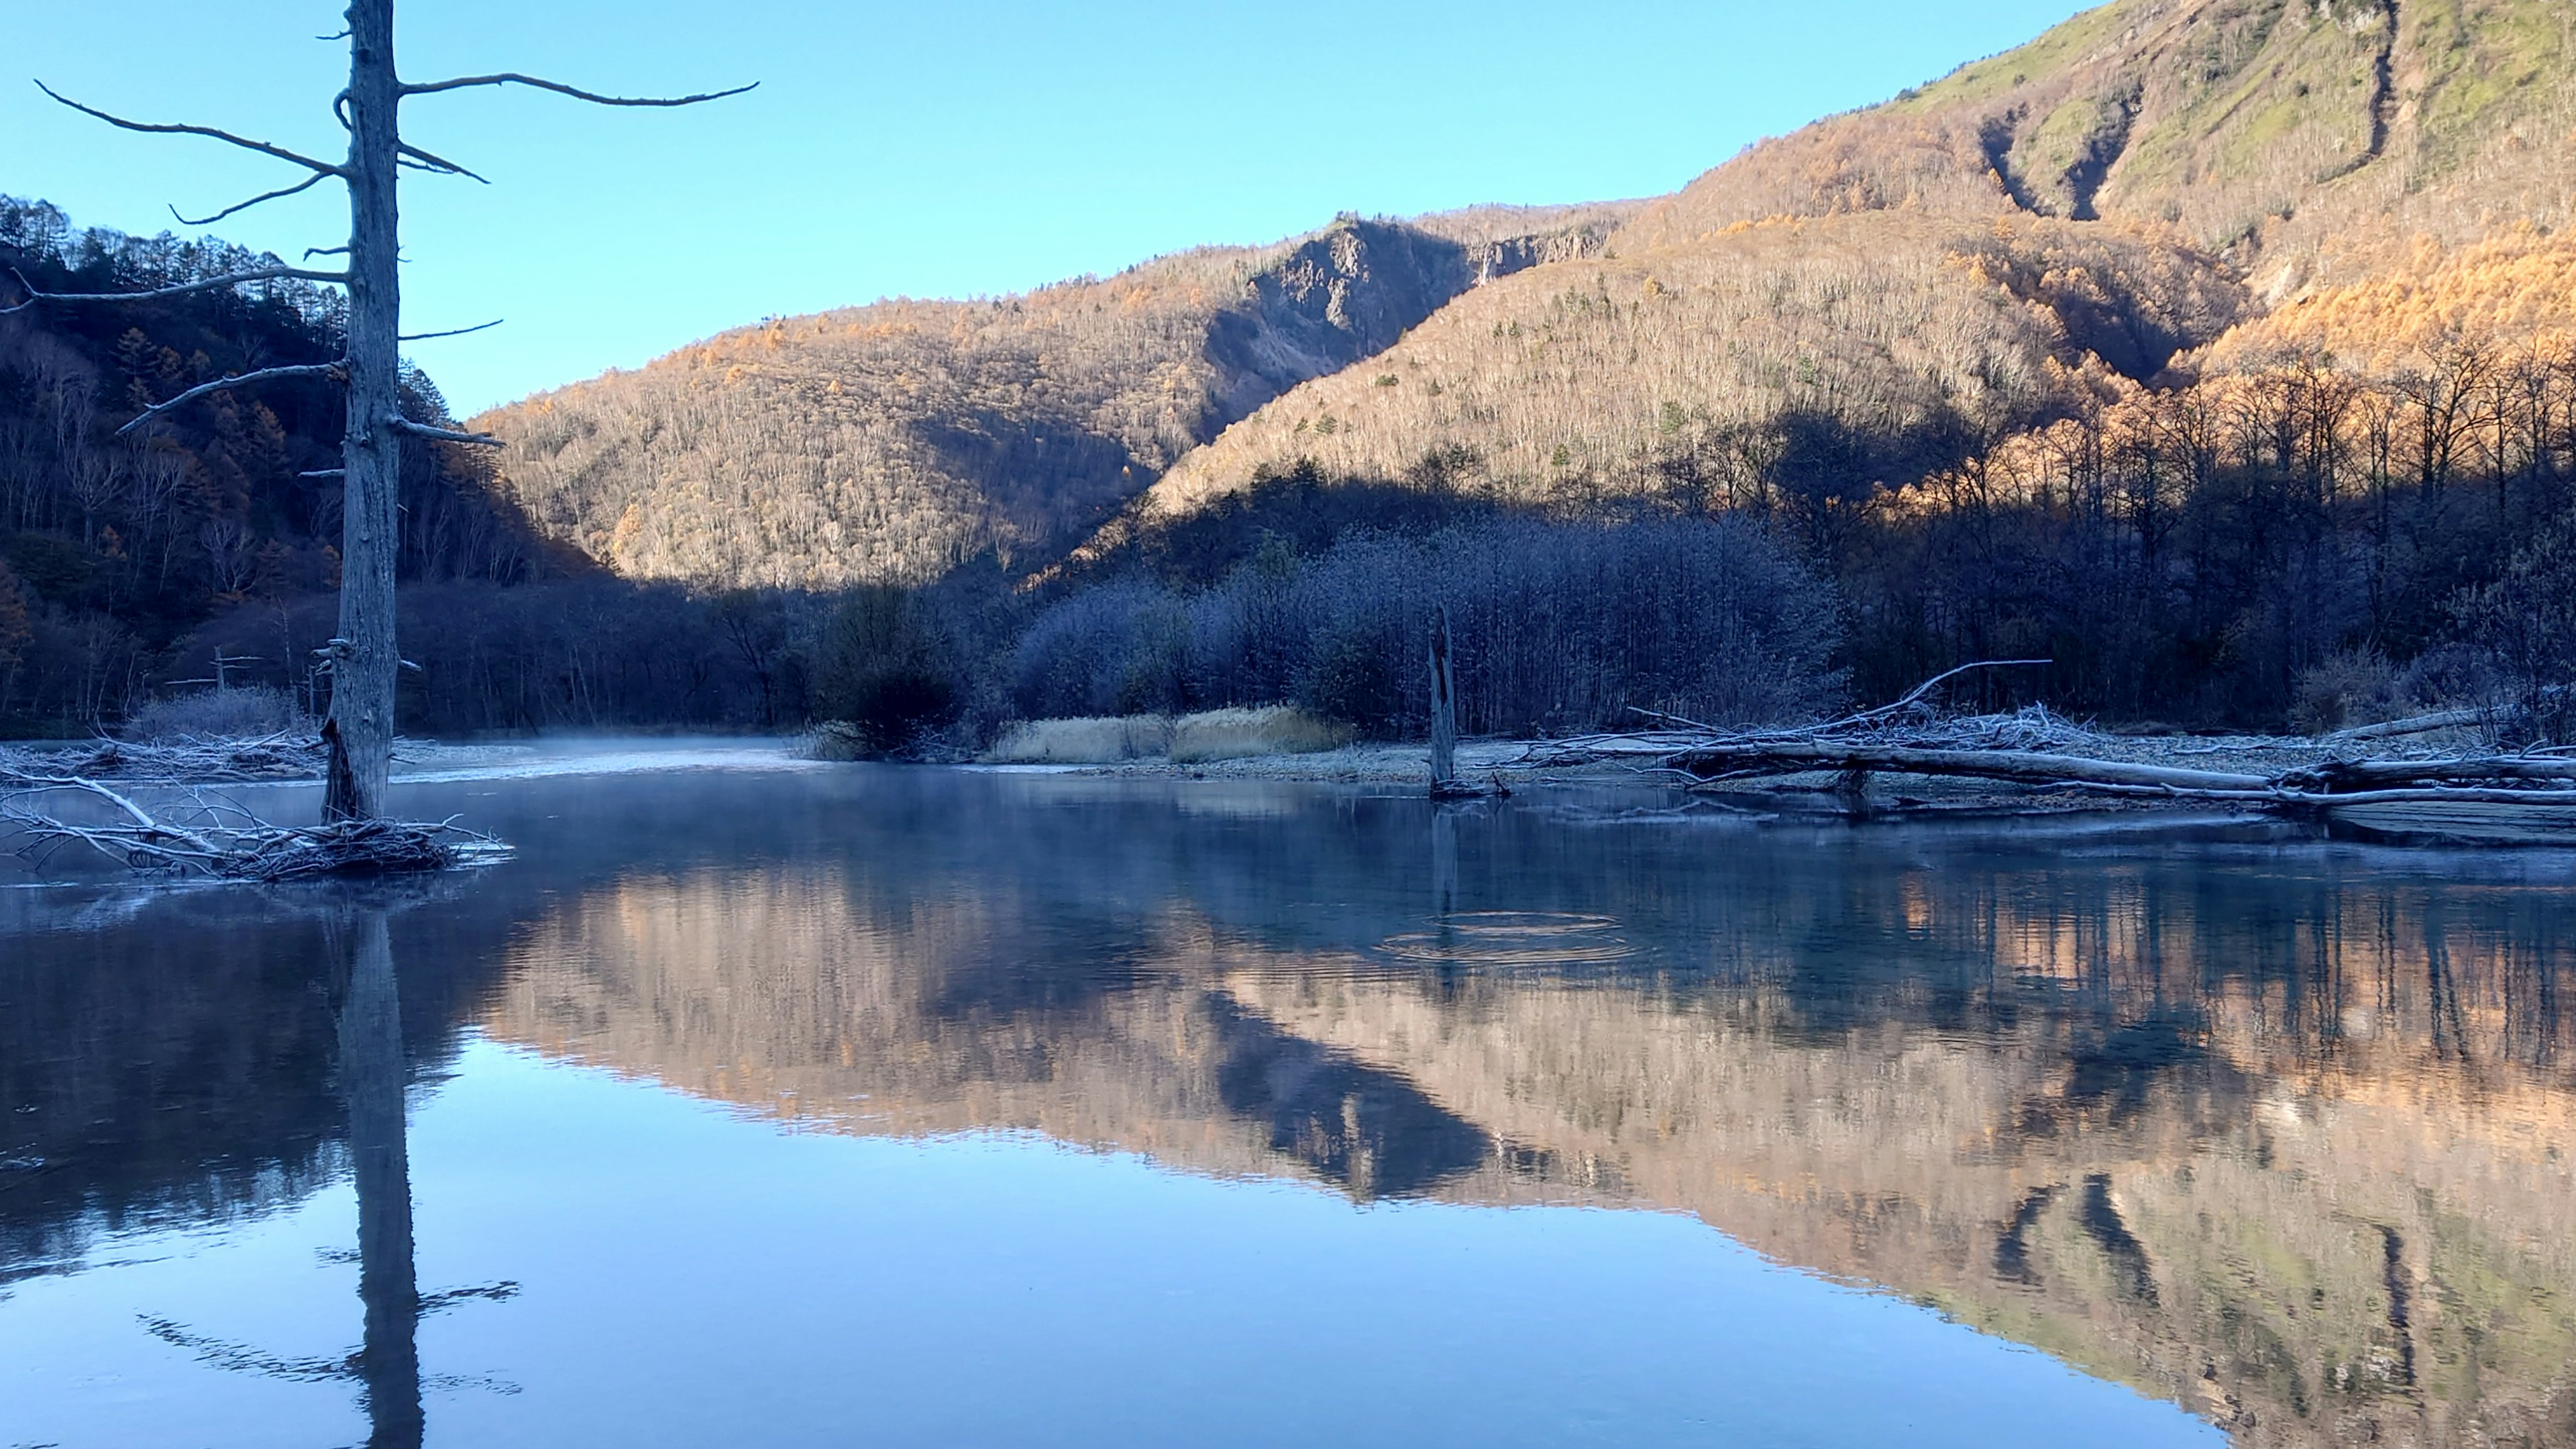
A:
[[1521, 663, 2576, 827], [10, 731, 333, 783], [1, 742, 502, 881]]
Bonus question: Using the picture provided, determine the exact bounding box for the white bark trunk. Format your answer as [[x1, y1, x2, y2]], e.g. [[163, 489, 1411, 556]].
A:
[[325, 0, 402, 822]]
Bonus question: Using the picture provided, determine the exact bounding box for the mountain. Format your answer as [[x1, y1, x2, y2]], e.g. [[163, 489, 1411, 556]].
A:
[[470, 205, 1633, 589], [1102, 0, 2576, 543]]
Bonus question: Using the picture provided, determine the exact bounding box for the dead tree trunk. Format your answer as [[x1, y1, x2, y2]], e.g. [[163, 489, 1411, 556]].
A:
[[327, 0, 405, 822], [12, 3, 750, 832], [1428, 606, 1458, 791]]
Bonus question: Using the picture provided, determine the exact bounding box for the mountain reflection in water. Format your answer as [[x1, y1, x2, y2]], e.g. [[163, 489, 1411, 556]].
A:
[[5, 765, 2573, 1447]]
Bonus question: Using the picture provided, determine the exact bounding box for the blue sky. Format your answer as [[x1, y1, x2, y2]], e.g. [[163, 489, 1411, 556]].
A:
[[5, 1, 2095, 414]]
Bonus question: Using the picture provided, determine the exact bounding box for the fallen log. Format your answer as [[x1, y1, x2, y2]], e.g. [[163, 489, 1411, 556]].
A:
[[1523, 707, 2576, 828], [2323, 709, 2486, 745], [1666, 741, 2276, 794], [1662, 743, 2576, 810], [2277, 757, 2576, 790]]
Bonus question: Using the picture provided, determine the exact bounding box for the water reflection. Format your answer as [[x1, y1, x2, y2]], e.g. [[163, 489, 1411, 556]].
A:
[[6, 767, 2575, 1446], [0, 890, 520, 1445]]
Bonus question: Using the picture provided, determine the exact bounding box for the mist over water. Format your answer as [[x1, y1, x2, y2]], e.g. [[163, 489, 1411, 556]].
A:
[[5, 763, 2572, 1446]]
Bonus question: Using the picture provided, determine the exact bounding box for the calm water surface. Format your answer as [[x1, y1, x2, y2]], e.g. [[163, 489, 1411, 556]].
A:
[[4, 758, 2573, 1447]]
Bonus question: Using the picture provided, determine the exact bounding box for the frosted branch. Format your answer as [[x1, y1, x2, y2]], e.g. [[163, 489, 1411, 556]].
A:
[[398, 318, 504, 341], [171, 171, 337, 227], [386, 416, 504, 447], [396, 141, 490, 184]]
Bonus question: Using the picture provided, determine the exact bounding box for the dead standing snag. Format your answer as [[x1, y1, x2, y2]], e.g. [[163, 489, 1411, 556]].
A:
[[17, 1, 749, 837]]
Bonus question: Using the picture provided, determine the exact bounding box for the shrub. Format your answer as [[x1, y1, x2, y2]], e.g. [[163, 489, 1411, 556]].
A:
[[981, 714, 1174, 764], [816, 586, 957, 754], [123, 686, 311, 743], [2289, 649, 2407, 733]]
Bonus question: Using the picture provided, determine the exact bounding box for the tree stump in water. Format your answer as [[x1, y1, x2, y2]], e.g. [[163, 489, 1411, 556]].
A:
[[1428, 607, 1468, 798]]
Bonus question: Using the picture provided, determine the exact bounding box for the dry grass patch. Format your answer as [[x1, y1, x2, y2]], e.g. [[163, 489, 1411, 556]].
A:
[[979, 706, 1351, 764], [1169, 707, 1354, 763], [981, 715, 1177, 764]]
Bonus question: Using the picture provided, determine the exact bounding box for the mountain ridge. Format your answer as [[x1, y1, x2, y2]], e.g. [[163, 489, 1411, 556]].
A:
[[468, 0, 2576, 621], [1101, 0, 2575, 547], [472, 203, 1634, 588]]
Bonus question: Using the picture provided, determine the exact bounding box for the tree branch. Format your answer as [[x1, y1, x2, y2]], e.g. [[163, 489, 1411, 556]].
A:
[[396, 141, 490, 184], [386, 416, 503, 447], [400, 72, 759, 107], [170, 171, 337, 228], [117, 363, 347, 435], [3, 265, 350, 316], [34, 80, 345, 176], [398, 318, 503, 341]]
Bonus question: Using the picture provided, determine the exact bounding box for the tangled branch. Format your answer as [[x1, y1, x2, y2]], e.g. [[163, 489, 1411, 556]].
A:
[[2, 749, 506, 881]]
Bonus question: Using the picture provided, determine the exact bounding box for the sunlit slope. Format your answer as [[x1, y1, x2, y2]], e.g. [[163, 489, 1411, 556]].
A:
[[1110, 213, 2244, 532], [1103, 0, 2575, 540], [468, 206, 1631, 588]]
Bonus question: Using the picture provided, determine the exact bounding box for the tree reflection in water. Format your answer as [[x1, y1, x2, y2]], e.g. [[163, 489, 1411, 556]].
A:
[[129, 905, 515, 1448]]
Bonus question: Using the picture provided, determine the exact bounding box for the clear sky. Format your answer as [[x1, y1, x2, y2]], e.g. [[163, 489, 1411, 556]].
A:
[[4, 1, 2096, 415]]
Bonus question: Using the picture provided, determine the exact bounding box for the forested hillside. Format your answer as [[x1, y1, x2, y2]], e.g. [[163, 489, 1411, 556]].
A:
[[0, 199, 849, 739], [13, 0, 2574, 742], [472, 205, 1633, 588], [1072, 0, 2576, 720], [1130, 0, 2575, 522], [0, 197, 564, 731]]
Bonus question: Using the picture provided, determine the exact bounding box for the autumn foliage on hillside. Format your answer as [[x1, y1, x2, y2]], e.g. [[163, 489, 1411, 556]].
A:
[[1122, 215, 2245, 531], [1050, 0, 2576, 729], [0, 197, 553, 732], [475, 207, 1631, 589]]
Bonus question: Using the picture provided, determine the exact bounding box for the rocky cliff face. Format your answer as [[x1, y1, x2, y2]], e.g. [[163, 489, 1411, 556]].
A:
[[1203, 221, 1481, 429]]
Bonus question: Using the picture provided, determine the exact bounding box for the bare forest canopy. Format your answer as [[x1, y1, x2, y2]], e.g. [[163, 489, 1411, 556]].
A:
[[9, 0, 2576, 743], [472, 205, 1638, 588], [0, 197, 579, 735]]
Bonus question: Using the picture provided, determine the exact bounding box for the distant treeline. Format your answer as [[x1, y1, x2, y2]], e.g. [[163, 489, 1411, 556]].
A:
[[1010, 516, 1841, 737], [1819, 344, 2576, 733]]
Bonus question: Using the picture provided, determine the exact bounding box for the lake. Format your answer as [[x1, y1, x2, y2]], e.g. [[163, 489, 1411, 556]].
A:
[[5, 756, 2573, 1447]]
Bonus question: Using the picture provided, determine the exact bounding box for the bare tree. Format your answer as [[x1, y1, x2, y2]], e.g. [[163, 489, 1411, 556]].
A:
[[7, 1, 749, 822]]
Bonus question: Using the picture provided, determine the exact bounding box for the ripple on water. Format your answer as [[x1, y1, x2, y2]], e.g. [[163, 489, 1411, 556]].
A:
[[1377, 910, 1640, 969]]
